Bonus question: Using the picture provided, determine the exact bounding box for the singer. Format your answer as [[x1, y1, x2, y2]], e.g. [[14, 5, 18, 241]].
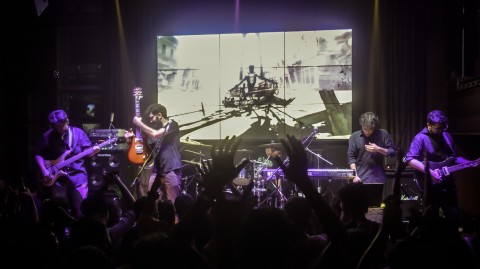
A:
[[128, 103, 182, 204], [347, 112, 396, 184]]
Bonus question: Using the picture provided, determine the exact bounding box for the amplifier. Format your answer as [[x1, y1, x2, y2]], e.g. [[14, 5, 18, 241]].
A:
[[89, 129, 126, 139], [85, 149, 137, 195], [89, 129, 128, 150]]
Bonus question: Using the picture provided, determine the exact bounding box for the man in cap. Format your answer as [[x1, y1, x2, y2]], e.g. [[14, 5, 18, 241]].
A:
[[34, 109, 100, 219]]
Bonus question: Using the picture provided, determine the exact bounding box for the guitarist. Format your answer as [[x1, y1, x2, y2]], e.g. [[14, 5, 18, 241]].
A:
[[405, 109, 474, 228], [128, 103, 182, 206], [34, 109, 100, 219]]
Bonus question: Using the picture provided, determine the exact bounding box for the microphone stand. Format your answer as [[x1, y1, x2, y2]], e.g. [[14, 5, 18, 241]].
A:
[[108, 113, 116, 129], [169, 102, 205, 117], [305, 148, 333, 166]]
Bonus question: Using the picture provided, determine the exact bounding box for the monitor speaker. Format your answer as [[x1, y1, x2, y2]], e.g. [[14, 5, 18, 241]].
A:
[[85, 149, 137, 195]]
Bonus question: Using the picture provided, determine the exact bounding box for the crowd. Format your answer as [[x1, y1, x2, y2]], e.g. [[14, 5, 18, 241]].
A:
[[1, 135, 479, 268]]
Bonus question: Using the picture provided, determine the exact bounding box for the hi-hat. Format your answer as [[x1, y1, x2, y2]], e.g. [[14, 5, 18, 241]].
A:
[[180, 138, 212, 147], [258, 142, 282, 148], [237, 149, 253, 154]]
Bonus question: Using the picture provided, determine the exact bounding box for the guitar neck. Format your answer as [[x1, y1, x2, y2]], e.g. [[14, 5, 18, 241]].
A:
[[51, 139, 116, 171], [447, 159, 479, 174], [134, 95, 143, 138], [52, 148, 95, 171]]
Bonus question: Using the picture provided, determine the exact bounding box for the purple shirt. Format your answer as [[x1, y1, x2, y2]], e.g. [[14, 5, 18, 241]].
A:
[[35, 126, 93, 185], [405, 127, 455, 164]]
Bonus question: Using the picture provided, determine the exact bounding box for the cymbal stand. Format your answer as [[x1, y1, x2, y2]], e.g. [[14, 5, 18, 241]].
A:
[[305, 147, 333, 166], [181, 148, 207, 197], [182, 173, 199, 195], [251, 158, 269, 205], [193, 148, 206, 197], [259, 158, 289, 208]]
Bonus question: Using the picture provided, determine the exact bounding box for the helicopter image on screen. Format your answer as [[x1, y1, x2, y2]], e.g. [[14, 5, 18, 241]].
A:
[[222, 65, 294, 109]]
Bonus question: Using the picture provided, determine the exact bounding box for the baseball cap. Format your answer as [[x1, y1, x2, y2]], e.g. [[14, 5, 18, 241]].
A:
[[48, 109, 68, 126]]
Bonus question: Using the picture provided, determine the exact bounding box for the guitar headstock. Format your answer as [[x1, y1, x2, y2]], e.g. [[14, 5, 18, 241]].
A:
[[133, 87, 143, 99], [473, 158, 480, 167]]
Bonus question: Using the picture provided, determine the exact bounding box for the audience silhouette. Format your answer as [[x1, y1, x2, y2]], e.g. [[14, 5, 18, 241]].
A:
[[1, 135, 479, 268]]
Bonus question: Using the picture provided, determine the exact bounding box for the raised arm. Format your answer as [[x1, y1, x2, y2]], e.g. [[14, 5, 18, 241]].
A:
[[172, 136, 249, 244], [275, 135, 348, 268]]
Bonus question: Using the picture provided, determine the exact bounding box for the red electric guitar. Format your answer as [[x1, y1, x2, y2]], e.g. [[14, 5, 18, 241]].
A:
[[127, 87, 148, 164]]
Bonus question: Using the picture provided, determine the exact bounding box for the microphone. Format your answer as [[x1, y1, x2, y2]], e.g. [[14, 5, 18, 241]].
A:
[[236, 157, 250, 168], [110, 113, 115, 123], [201, 102, 205, 116]]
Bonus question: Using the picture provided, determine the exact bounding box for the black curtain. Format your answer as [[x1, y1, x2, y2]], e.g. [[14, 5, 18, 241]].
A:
[[376, 0, 429, 154], [104, 0, 162, 130]]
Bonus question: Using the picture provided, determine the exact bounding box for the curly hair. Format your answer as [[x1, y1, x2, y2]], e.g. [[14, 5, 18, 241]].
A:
[[358, 112, 379, 129], [145, 103, 168, 118]]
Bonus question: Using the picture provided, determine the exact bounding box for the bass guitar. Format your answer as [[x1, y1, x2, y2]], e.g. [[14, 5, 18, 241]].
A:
[[127, 87, 148, 164], [414, 157, 480, 192], [41, 137, 117, 187]]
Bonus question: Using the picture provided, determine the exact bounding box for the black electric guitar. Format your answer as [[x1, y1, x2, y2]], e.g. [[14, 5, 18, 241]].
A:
[[414, 157, 480, 192], [40, 138, 117, 187]]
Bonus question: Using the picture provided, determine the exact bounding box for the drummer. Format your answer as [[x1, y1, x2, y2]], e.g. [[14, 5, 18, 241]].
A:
[[257, 143, 283, 170], [261, 142, 295, 203], [265, 144, 282, 160], [261, 143, 283, 180]]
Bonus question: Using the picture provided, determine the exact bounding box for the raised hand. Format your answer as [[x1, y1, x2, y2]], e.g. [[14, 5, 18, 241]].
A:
[[274, 134, 309, 186], [196, 136, 249, 199], [274, 134, 348, 268]]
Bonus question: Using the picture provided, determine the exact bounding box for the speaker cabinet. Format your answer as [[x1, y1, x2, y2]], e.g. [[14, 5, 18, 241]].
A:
[[385, 169, 423, 220], [385, 169, 422, 199], [85, 149, 137, 195]]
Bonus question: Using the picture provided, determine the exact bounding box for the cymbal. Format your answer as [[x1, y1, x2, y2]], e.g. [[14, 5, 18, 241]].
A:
[[258, 142, 282, 148], [183, 149, 206, 156], [181, 160, 201, 165], [237, 149, 253, 154], [233, 177, 251, 186], [180, 138, 212, 147]]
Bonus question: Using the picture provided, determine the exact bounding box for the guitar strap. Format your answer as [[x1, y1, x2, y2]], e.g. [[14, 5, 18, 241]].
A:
[[442, 132, 455, 155], [67, 127, 73, 150], [426, 132, 454, 160]]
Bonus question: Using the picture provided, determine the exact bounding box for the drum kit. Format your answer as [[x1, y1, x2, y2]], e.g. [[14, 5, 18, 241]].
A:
[[232, 142, 290, 208], [179, 138, 290, 207]]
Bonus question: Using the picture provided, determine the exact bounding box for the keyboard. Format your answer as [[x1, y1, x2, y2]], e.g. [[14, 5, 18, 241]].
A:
[[261, 169, 355, 179]]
